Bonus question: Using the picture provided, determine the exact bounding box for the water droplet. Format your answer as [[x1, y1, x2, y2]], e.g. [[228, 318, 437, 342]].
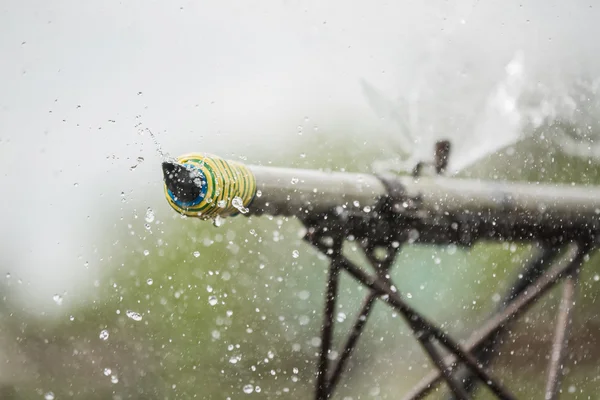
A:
[[145, 208, 155, 223], [336, 312, 346, 323], [206, 285, 213, 293], [44, 392, 55, 400], [406, 293, 413, 299], [99, 329, 109, 340], [146, 278, 153, 285], [217, 200, 227, 208], [446, 244, 457, 255], [126, 310, 143, 321], [232, 196, 249, 214], [292, 250, 299, 258], [103, 368, 112, 376], [52, 294, 63, 305], [111, 375, 119, 384], [73, 182, 79, 187], [291, 177, 299, 184], [213, 215, 224, 227], [256, 190, 262, 198], [594, 275, 599, 282], [146, 128, 169, 158], [243, 384, 254, 394], [298, 290, 310, 300], [408, 229, 420, 243], [5, 273, 10, 279], [208, 296, 218, 306], [143, 249, 150, 256], [193, 251, 200, 258]]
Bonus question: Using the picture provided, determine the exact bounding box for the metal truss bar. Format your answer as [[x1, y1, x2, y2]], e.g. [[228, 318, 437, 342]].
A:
[[316, 258, 342, 400], [401, 243, 588, 400], [319, 250, 517, 400], [544, 268, 580, 400], [326, 245, 399, 395], [447, 245, 562, 399], [327, 292, 378, 394], [416, 336, 472, 400], [396, 284, 515, 400]]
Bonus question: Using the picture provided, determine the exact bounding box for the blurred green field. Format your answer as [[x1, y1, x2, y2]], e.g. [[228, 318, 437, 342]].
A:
[[1, 124, 600, 399]]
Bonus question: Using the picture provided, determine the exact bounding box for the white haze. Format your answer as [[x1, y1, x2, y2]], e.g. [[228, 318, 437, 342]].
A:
[[1, 0, 599, 312]]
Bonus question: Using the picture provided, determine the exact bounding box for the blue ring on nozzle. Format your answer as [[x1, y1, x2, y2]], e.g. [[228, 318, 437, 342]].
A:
[[166, 163, 208, 208]]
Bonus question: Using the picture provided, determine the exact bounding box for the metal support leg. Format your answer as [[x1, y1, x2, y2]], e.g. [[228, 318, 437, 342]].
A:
[[447, 245, 561, 399], [327, 245, 399, 395], [544, 269, 580, 400], [401, 243, 589, 400], [316, 258, 342, 400], [311, 245, 516, 399]]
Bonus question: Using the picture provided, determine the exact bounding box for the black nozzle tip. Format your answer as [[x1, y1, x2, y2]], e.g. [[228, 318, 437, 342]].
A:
[[162, 161, 202, 204]]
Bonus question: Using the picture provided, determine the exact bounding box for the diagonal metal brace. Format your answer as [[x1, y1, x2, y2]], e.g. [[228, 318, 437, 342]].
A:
[[401, 243, 591, 400], [305, 234, 516, 400]]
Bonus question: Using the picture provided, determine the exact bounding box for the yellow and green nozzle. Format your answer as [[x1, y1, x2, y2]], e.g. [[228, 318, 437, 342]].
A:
[[162, 153, 257, 219]]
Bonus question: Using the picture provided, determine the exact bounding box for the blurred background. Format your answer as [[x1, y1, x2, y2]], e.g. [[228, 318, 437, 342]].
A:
[[1, 0, 600, 398]]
